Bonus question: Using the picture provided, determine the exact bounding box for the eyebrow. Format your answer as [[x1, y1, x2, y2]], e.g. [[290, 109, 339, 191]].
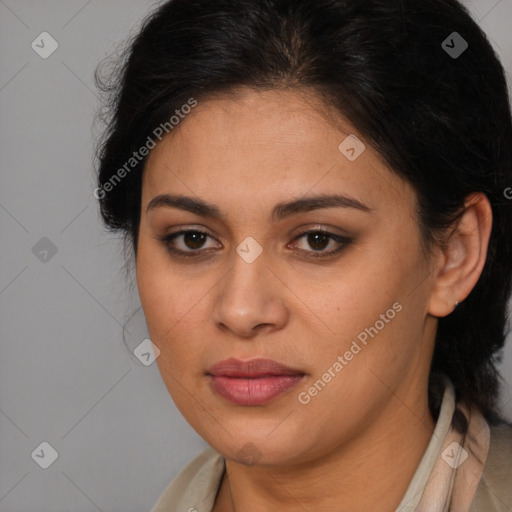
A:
[[146, 193, 373, 223]]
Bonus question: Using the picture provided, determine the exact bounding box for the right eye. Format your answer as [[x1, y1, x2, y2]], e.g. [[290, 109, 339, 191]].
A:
[[159, 229, 221, 257]]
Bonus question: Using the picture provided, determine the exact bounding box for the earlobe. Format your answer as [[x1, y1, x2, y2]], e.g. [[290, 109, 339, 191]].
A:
[[427, 192, 492, 318]]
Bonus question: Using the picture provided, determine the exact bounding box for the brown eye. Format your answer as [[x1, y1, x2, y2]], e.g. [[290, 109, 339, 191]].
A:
[[159, 228, 351, 260], [160, 230, 220, 257], [181, 231, 208, 249], [290, 230, 351, 259], [306, 232, 331, 251]]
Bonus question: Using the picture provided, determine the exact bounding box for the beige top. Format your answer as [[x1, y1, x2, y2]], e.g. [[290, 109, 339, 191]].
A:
[[151, 380, 512, 511]]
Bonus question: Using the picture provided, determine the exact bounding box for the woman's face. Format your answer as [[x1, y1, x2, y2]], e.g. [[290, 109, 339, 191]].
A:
[[136, 88, 438, 465]]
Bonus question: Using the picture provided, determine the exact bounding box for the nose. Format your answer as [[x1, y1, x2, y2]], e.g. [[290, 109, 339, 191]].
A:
[[211, 247, 289, 339]]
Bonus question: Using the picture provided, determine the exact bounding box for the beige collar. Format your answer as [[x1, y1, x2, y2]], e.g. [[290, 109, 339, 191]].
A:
[[397, 378, 490, 511], [151, 378, 490, 511]]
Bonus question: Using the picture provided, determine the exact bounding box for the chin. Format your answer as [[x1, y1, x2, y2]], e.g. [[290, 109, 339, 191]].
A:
[[205, 426, 310, 467]]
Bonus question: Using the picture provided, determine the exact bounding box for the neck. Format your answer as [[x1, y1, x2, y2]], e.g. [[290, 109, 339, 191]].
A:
[[214, 386, 436, 512]]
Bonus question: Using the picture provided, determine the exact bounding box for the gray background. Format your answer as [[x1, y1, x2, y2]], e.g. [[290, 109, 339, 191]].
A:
[[0, 1, 511, 511]]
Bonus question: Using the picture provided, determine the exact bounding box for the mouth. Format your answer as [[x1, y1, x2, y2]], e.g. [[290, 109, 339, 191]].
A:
[[206, 357, 306, 405]]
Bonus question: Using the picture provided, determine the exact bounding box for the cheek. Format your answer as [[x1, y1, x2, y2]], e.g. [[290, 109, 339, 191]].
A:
[[136, 259, 205, 413], [136, 247, 184, 352], [137, 238, 187, 327], [136, 244, 215, 376], [307, 260, 399, 338], [301, 243, 423, 378]]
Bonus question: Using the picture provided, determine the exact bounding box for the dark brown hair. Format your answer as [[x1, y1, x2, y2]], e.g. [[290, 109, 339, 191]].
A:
[[95, 0, 512, 423]]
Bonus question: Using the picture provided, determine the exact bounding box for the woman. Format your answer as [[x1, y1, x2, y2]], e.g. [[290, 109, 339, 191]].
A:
[[95, 0, 512, 510]]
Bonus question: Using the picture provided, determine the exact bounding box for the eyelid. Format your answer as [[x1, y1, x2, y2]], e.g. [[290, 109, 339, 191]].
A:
[[158, 225, 352, 260], [158, 228, 220, 256], [289, 229, 352, 257]]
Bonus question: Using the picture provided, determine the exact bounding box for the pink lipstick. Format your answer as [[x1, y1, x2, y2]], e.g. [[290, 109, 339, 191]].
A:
[[207, 357, 305, 405]]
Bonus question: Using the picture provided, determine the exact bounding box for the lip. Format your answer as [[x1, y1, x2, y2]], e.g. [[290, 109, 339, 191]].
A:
[[207, 358, 306, 405]]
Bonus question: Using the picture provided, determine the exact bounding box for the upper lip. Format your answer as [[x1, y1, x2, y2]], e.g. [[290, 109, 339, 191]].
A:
[[207, 357, 305, 378]]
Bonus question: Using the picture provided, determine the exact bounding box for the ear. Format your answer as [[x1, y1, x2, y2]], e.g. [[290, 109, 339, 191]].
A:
[[428, 192, 492, 318]]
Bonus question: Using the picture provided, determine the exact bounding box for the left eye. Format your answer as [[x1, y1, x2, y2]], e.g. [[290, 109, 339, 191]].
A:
[[160, 229, 351, 259], [288, 230, 351, 258]]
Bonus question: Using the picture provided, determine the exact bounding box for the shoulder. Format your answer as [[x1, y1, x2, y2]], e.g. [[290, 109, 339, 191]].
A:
[[151, 447, 225, 512], [471, 420, 512, 511]]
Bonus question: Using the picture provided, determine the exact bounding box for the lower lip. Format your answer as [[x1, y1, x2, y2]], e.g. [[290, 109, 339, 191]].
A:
[[209, 375, 304, 405]]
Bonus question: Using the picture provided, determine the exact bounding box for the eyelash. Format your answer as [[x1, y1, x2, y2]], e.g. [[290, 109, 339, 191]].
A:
[[158, 228, 351, 260]]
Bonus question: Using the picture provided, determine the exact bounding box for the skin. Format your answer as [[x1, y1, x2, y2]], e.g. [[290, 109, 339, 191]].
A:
[[136, 88, 492, 511]]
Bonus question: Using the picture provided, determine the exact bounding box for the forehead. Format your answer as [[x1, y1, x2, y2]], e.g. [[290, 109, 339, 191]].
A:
[[142, 88, 414, 220]]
